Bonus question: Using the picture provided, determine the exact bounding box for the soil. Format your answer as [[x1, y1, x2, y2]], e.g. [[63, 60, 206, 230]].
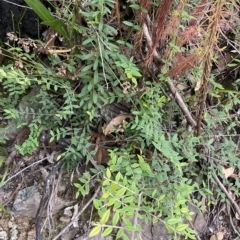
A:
[[0, 0, 46, 42], [0, 142, 82, 240]]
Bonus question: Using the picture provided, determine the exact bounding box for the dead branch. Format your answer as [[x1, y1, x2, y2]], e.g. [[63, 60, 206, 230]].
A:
[[213, 172, 240, 218], [142, 23, 162, 64]]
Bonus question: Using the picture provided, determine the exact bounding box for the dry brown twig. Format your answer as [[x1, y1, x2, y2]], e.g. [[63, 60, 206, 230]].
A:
[[52, 185, 101, 240], [1, 155, 53, 188], [227, 203, 240, 237], [131, 192, 143, 240], [2, 0, 32, 9], [51, 152, 103, 240], [213, 172, 240, 218]]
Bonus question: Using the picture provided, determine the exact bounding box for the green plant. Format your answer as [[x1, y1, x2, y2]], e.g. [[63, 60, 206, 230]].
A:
[[1, 0, 240, 239], [24, 0, 71, 45], [76, 147, 197, 240]]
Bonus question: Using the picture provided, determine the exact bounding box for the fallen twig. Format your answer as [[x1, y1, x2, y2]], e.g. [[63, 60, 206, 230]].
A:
[[227, 203, 240, 237], [35, 160, 63, 240], [51, 185, 101, 240], [131, 192, 143, 240], [1, 155, 52, 188], [3, 182, 22, 206], [188, 220, 202, 240], [213, 172, 240, 217], [2, 0, 32, 9]]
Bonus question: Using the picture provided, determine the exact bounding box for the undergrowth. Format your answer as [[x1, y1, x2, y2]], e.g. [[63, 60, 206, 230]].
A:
[[0, 0, 240, 239]]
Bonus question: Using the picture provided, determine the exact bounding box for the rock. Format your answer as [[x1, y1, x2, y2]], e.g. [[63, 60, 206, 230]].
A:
[[187, 202, 206, 233], [8, 221, 18, 240], [61, 228, 79, 240], [0, 226, 8, 240], [152, 221, 173, 240], [11, 186, 41, 217], [121, 217, 153, 239], [75, 232, 113, 240], [9, 185, 72, 218]]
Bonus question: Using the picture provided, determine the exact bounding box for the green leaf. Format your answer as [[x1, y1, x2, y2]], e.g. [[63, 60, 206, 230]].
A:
[[115, 188, 127, 198], [0, 69, 7, 78], [153, 217, 159, 224], [102, 179, 110, 186], [176, 224, 188, 232], [0, 202, 6, 213], [167, 218, 181, 225], [109, 183, 119, 193], [92, 91, 98, 104], [93, 58, 99, 70], [122, 21, 134, 27], [112, 210, 120, 225], [227, 63, 237, 67], [129, 4, 141, 10], [93, 199, 102, 209], [0, 166, 9, 187], [102, 227, 113, 236], [81, 64, 93, 72], [125, 226, 136, 231], [116, 229, 124, 239], [180, 207, 189, 214], [158, 194, 166, 201], [42, 19, 69, 39], [132, 168, 142, 174], [114, 200, 122, 210], [89, 226, 101, 237], [123, 234, 130, 240], [123, 196, 134, 203], [24, 0, 69, 40], [102, 191, 109, 199], [100, 209, 110, 224], [115, 172, 123, 182], [93, 70, 99, 84], [106, 168, 111, 178], [24, 0, 55, 22], [122, 217, 133, 227], [108, 198, 116, 206]]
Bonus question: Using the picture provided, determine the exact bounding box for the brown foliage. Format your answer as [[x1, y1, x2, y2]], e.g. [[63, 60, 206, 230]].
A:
[[189, 0, 209, 27], [134, 0, 152, 62], [114, 0, 122, 36], [145, 0, 173, 67], [166, 53, 199, 77]]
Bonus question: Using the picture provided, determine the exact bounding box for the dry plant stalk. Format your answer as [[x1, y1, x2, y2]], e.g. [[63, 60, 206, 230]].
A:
[[142, 21, 197, 127], [189, 0, 210, 27], [159, 0, 203, 78], [160, 2, 184, 47], [197, 0, 223, 136], [134, 0, 152, 59], [114, 0, 122, 37], [145, 0, 173, 66], [141, 0, 197, 126], [136, 0, 152, 26], [166, 53, 199, 77]]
